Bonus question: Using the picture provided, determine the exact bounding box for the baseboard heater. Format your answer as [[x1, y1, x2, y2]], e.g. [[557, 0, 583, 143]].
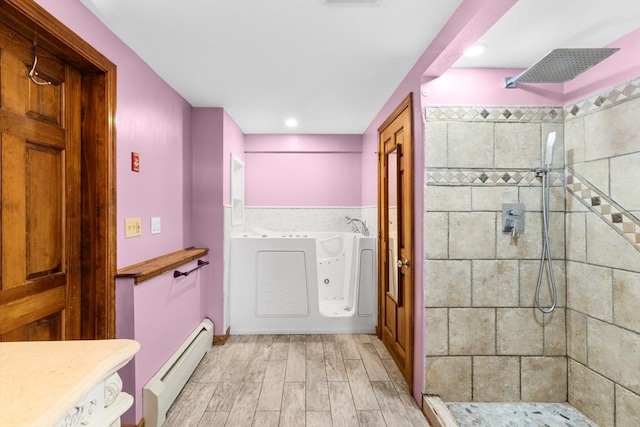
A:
[[143, 318, 214, 427]]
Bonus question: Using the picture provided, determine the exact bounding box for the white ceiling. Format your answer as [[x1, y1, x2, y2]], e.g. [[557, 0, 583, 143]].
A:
[[81, 0, 639, 134], [454, 0, 640, 69]]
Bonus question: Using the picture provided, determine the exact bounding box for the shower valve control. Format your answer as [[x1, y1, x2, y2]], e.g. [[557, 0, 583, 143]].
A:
[[502, 203, 525, 238]]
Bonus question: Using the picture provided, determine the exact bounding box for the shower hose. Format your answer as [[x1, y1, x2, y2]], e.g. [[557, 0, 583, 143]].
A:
[[536, 168, 557, 313]]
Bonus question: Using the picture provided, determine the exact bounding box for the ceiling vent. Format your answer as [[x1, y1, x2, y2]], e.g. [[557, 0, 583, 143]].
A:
[[324, 0, 379, 4]]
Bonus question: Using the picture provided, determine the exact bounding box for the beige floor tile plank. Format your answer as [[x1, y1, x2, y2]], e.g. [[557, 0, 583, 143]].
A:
[[192, 347, 230, 383], [164, 333, 423, 427], [197, 411, 229, 427], [357, 410, 387, 427], [307, 358, 328, 382], [345, 359, 380, 411], [338, 335, 362, 360], [324, 342, 348, 382], [285, 341, 307, 382], [257, 359, 287, 411], [354, 334, 373, 344], [258, 334, 276, 345], [306, 341, 325, 360], [381, 358, 410, 394], [328, 381, 359, 427], [290, 334, 306, 343], [306, 334, 324, 342], [280, 382, 306, 427], [220, 355, 249, 380], [397, 391, 431, 427], [274, 334, 291, 343], [358, 342, 391, 382], [270, 342, 290, 360], [322, 334, 340, 343], [371, 338, 393, 360], [225, 335, 241, 344], [244, 343, 271, 383], [190, 348, 218, 382], [306, 359, 330, 411], [224, 382, 262, 426], [371, 381, 412, 426], [235, 335, 260, 361], [252, 410, 281, 427], [306, 411, 333, 427], [253, 335, 274, 359], [207, 381, 242, 412], [306, 380, 331, 412], [164, 381, 201, 427], [174, 382, 218, 427], [167, 380, 196, 414]]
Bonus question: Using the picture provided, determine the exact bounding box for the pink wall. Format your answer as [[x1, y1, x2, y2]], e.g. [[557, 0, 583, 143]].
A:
[[115, 261, 207, 423], [565, 28, 640, 104], [191, 108, 225, 329], [245, 134, 362, 207], [34, 0, 194, 268], [362, 0, 518, 403], [422, 68, 564, 105], [34, 1, 201, 424]]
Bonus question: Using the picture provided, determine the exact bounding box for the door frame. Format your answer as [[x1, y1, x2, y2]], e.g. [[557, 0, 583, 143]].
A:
[[377, 93, 414, 387], [0, 0, 117, 339]]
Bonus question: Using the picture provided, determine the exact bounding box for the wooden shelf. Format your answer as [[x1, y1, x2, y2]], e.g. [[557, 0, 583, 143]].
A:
[[116, 247, 209, 285]]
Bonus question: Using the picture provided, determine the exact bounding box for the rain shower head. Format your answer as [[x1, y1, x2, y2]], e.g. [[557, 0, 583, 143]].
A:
[[505, 48, 619, 88]]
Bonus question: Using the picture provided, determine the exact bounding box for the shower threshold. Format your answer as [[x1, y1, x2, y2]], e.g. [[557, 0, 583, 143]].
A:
[[447, 402, 598, 427]]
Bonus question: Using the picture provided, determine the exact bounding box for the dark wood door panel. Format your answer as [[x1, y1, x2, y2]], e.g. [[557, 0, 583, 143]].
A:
[[378, 94, 414, 389], [1, 312, 63, 341], [0, 18, 79, 341], [1, 0, 118, 341]]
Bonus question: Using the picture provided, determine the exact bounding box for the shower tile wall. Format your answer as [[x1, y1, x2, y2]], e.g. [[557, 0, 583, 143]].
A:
[[423, 79, 640, 426], [564, 79, 640, 427], [423, 106, 567, 403]]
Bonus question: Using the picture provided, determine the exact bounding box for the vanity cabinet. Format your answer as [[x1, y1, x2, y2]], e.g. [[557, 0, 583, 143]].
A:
[[0, 339, 139, 427]]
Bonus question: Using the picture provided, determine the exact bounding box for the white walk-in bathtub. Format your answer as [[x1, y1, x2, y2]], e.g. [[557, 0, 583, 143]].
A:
[[229, 231, 377, 334]]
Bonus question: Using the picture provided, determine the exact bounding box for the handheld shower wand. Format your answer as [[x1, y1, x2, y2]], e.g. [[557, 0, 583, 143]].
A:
[[545, 131, 556, 168], [536, 131, 558, 313]]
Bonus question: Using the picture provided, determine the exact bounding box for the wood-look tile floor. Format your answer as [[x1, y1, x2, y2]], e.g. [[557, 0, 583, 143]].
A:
[[162, 334, 431, 427]]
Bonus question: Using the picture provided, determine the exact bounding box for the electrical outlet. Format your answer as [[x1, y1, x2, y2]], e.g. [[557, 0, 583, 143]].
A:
[[150, 217, 161, 235], [125, 217, 142, 238]]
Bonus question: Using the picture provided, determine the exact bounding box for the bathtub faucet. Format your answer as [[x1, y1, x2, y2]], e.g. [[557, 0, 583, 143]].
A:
[[345, 216, 370, 236]]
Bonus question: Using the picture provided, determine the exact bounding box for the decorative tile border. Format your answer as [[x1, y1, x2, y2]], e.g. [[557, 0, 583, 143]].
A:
[[425, 106, 564, 123], [565, 77, 640, 121], [426, 168, 564, 186], [567, 168, 640, 252], [424, 78, 640, 124]]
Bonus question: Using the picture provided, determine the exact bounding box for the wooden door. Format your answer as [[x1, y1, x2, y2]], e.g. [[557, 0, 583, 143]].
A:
[[378, 94, 414, 387], [0, 21, 82, 341]]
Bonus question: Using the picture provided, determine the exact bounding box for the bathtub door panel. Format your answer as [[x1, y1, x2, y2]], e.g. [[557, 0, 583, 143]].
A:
[[357, 248, 375, 316], [256, 251, 309, 317]]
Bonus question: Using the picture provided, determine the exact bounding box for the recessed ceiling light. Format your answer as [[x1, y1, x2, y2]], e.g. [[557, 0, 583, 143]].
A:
[[463, 44, 487, 58], [285, 118, 298, 128]]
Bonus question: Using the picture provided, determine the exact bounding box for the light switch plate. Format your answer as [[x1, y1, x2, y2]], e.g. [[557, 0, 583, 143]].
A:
[[151, 217, 161, 235], [125, 217, 142, 238]]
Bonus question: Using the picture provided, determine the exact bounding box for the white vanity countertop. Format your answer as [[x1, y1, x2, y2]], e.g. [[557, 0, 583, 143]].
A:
[[0, 339, 140, 427]]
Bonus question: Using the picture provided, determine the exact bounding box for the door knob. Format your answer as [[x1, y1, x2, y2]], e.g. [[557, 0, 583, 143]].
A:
[[396, 258, 410, 268]]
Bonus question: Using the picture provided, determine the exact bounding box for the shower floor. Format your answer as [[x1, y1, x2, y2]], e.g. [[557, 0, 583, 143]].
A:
[[447, 402, 598, 427]]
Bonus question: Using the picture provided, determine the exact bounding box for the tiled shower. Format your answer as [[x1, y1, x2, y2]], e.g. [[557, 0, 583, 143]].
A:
[[423, 79, 639, 426]]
